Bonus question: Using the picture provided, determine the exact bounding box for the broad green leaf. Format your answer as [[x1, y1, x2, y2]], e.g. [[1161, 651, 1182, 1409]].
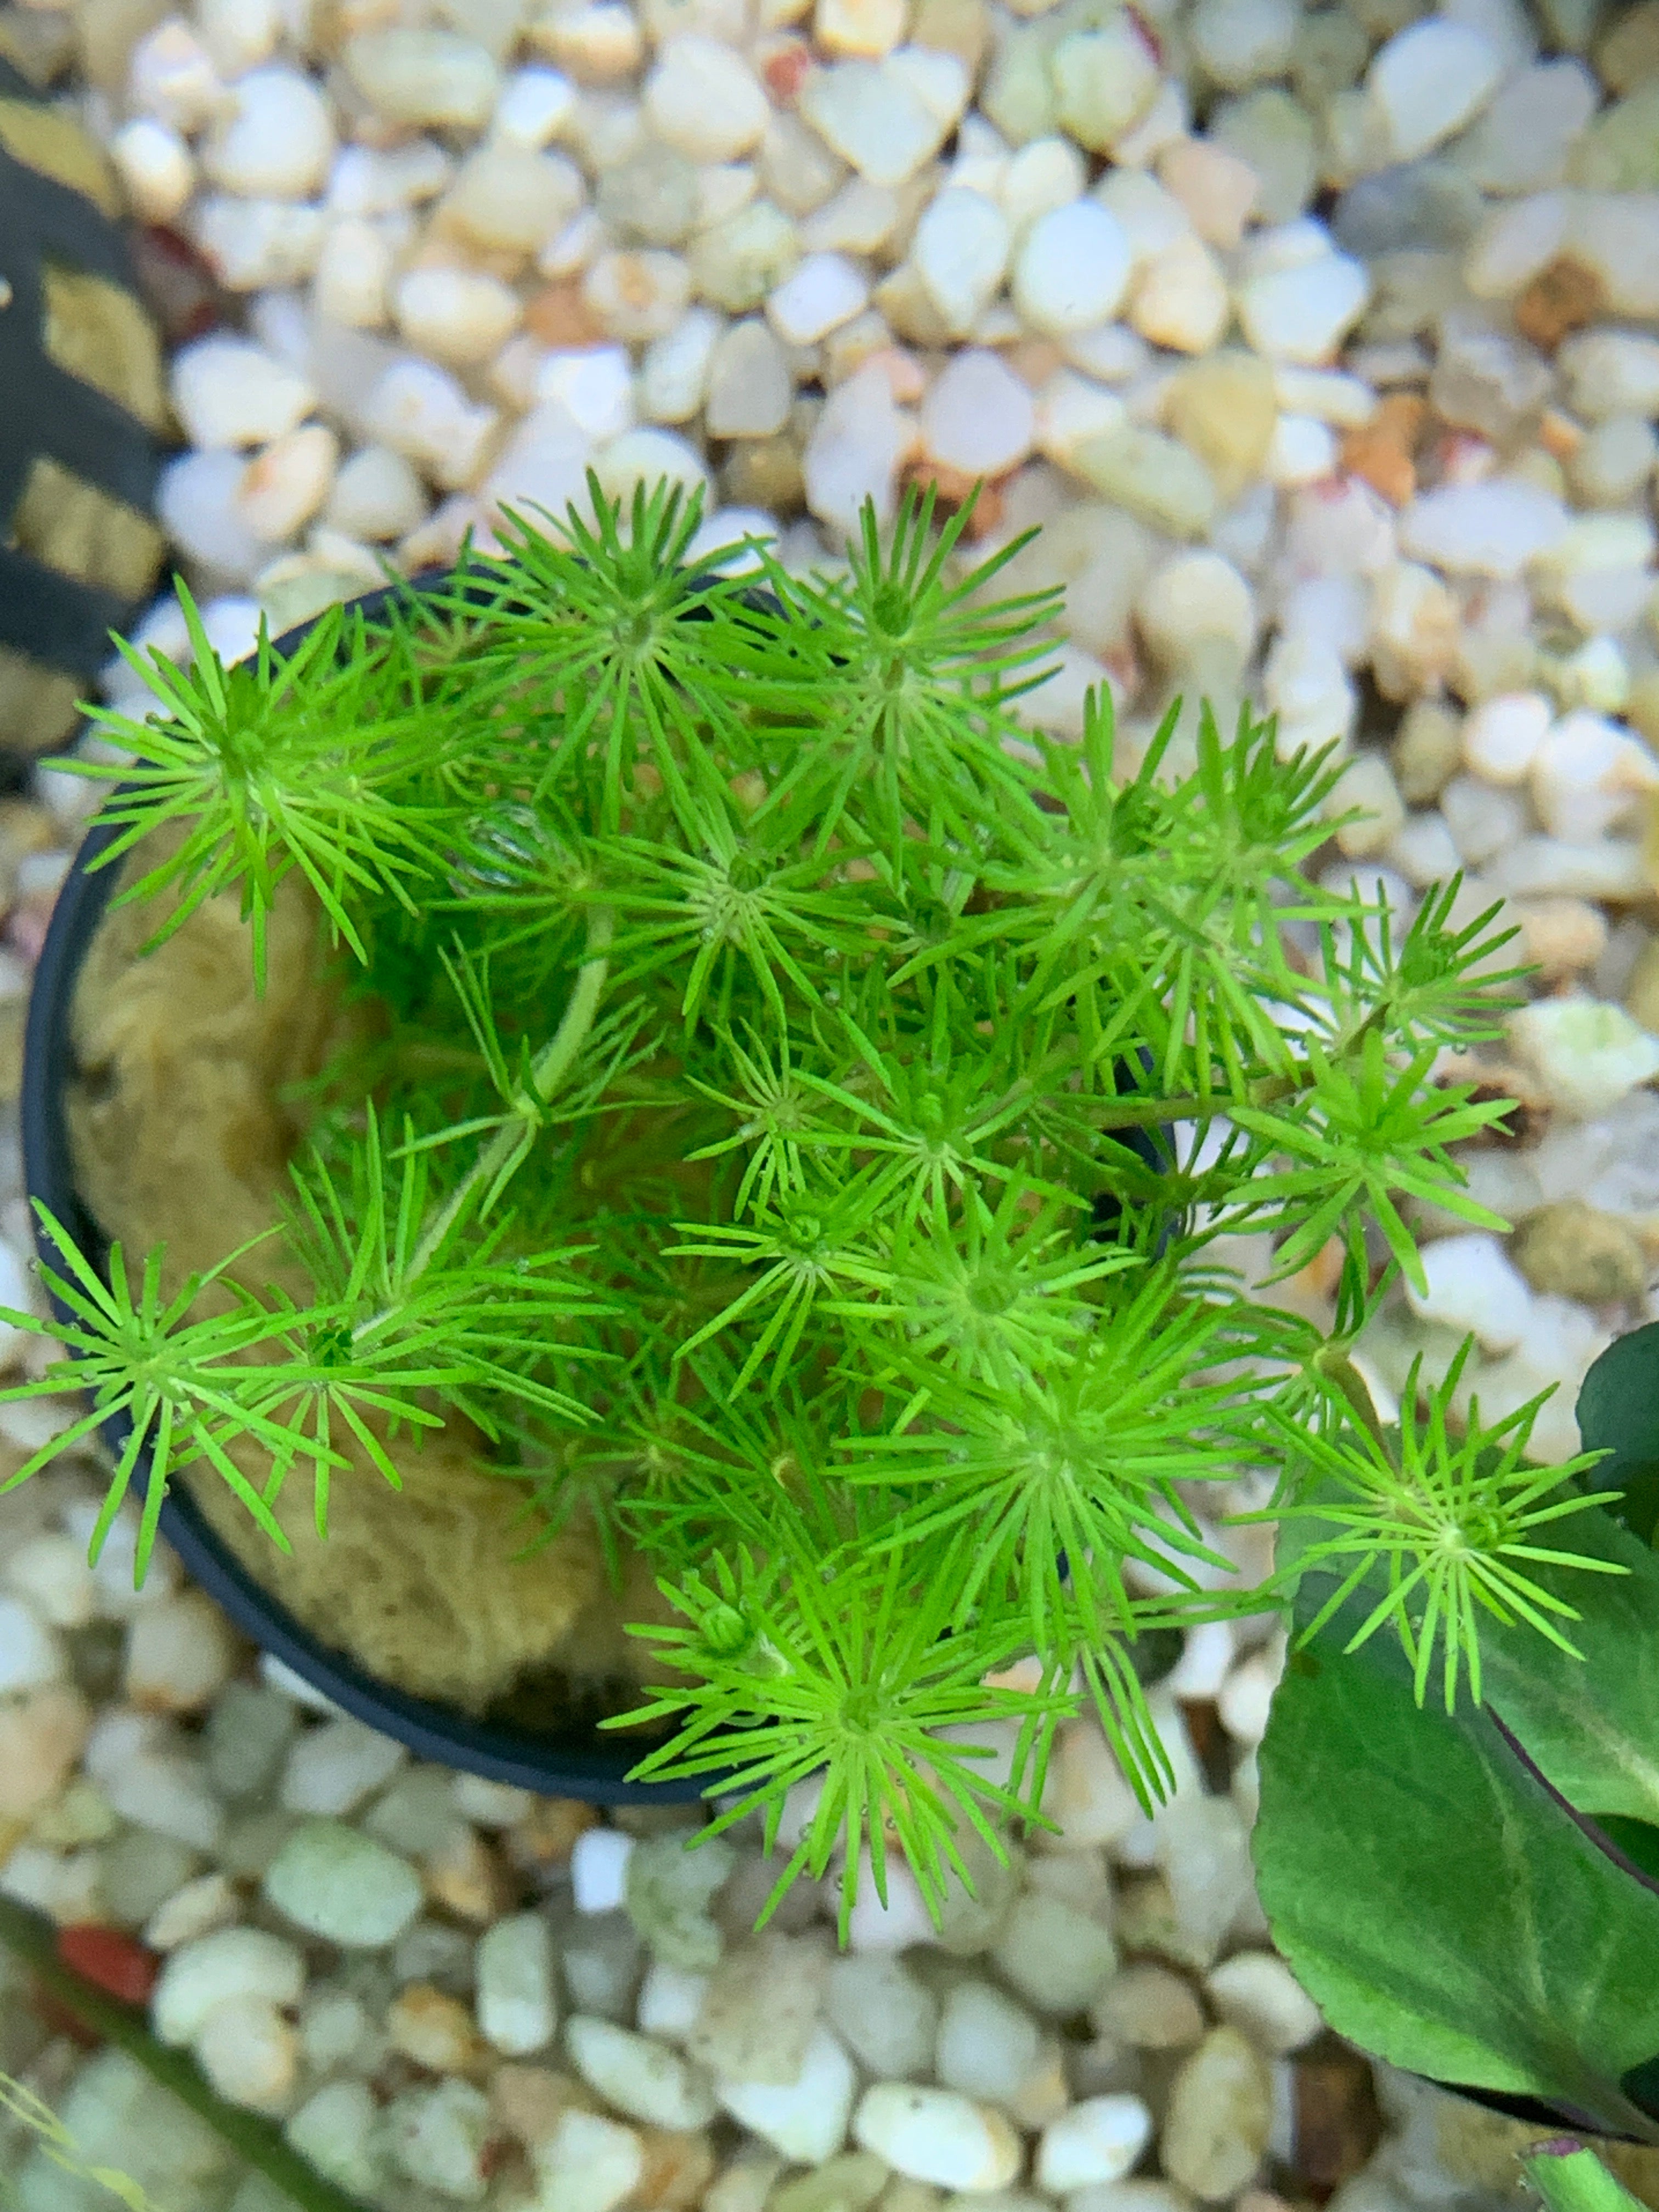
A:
[[1255, 1622, 1659, 2142], [1577, 1325, 1659, 1543], [1473, 1502, 1659, 1830]]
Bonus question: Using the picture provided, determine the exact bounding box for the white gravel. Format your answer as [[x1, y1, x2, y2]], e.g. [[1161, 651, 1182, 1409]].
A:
[[6, 0, 1659, 2200]]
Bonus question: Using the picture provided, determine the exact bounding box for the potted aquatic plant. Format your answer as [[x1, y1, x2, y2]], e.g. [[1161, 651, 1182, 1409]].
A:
[[11, 478, 1659, 2128]]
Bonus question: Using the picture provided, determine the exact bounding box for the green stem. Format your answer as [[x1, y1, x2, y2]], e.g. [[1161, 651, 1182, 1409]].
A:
[[1522, 2141, 1651, 2212], [0, 1897, 372, 2212], [372, 907, 615, 1307], [1316, 1347, 1391, 1454], [1088, 1004, 1397, 1133], [1090, 1071, 1305, 1131]]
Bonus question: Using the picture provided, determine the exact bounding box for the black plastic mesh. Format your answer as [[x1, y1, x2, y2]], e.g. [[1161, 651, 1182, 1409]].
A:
[[0, 55, 161, 685]]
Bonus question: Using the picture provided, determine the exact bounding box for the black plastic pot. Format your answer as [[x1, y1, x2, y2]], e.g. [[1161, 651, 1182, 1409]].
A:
[[0, 55, 165, 758], [22, 572, 715, 1803]]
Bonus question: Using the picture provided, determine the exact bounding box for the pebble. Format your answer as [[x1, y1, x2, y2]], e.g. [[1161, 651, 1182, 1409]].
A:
[[1205, 1953, 1324, 2056], [823, 1951, 939, 2079], [637, 1960, 711, 2043], [196, 1993, 300, 2114], [1037, 2096, 1154, 2191], [1558, 329, 1659, 419], [279, 1714, 407, 1817], [128, 19, 227, 133], [4, 1534, 96, 1631], [343, 30, 501, 127], [533, 3, 644, 80], [103, 1739, 226, 1853], [992, 1890, 1118, 2015], [800, 53, 968, 187], [640, 305, 725, 420], [396, 1916, 478, 1994], [202, 66, 333, 199], [1049, 15, 1163, 152], [388, 1982, 487, 2074], [386, 2079, 495, 2199], [394, 267, 523, 366], [935, 1979, 1043, 2102], [843, 1853, 940, 1952], [1191, 0, 1299, 89], [533, 2108, 646, 2212], [689, 1928, 824, 2081], [619, 1822, 730, 1964], [366, 359, 500, 489], [196, 0, 277, 75], [909, 188, 1008, 339], [1365, 18, 1505, 163], [1092, 1966, 1205, 2052], [853, 2083, 1022, 2191], [717, 2023, 859, 2163], [703, 320, 792, 437], [1075, 425, 1217, 541], [233, 425, 339, 544], [479, 402, 592, 535], [768, 252, 869, 345], [1160, 2027, 1274, 2202], [443, 144, 584, 259], [425, 1824, 514, 1925], [1403, 1230, 1534, 1352], [142, 1870, 239, 1952], [1460, 692, 1551, 785], [0, 1594, 65, 1694], [646, 36, 770, 162], [477, 1911, 558, 2055], [567, 2016, 718, 2129], [1136, 552, 1256, 674], [99, 1825, 200, 1930], [494, 65, 577, 148], [313, 219, 392, 329], [1429, 315, 1552, 444], [285, 2079, 383, 2197], [1531, 709, 1659, 844], [1218, 1650, 1280, 1747], [535, 346, 635, 442], [1568, 415, 1659, 507], [583, 249, 694, 342], [920, 349, 1034, 477], [804, 358, 910, 532], [1014, 201, 1132, 334], [171, 336, 314, 450], [1159, 139, 1259, 251], [204, 1680, 299, 1802], [1398, 477, 1568, 579], [572, 1831, 635, 1912], [110, 117, 195, 222], [153, 1925, 305, 2048], [1237, 251, 1370, 365], [1510, 998, 1659, 1120], [1510, 1199, 1650, 1306], [1156, 1794, 1256, 1971], [1130, 235, 1231, 354], [326, 444, 429, 541], [262, 1818, 424, 1948], [1165, 350, 1278, 499]]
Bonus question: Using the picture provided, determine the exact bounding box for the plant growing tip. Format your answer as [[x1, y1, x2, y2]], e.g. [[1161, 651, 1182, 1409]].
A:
[[12, 475, 1654, 2096]]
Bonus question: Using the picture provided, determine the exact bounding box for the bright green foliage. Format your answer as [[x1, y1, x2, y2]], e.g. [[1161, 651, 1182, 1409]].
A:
[[1241, 1346, 1625, 1711], [4, 476, 1623, 1929]]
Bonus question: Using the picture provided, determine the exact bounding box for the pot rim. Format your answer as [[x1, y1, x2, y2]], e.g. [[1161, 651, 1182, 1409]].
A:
[[22, 569, 718, 1803]]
